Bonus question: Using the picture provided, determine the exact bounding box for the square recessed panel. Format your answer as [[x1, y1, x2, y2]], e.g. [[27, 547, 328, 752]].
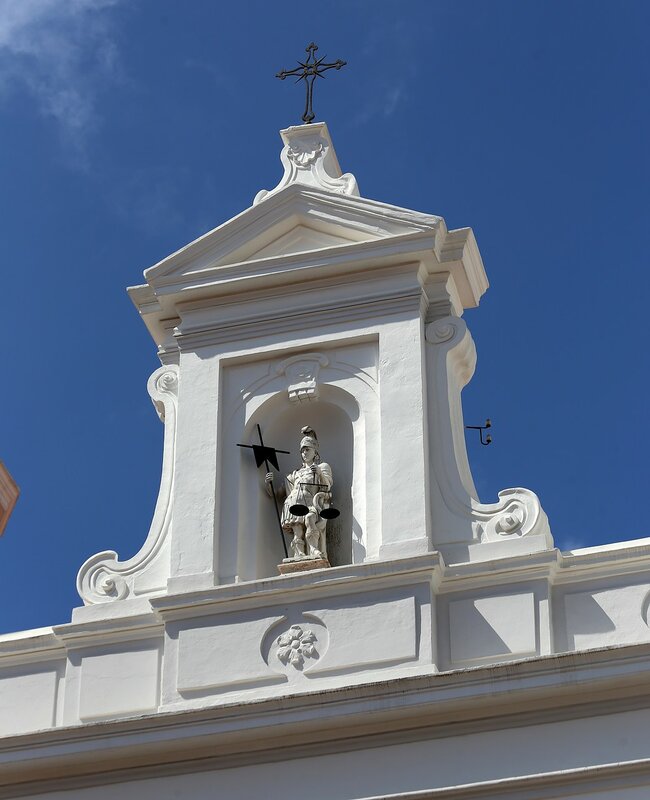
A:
[[449, 591, 536, 663], [309, 594, 418, 674], [176, 614, 284, 693], [564, 584, 650, 651], [0, 666, 59, 735], [79, 644, 160, 720]]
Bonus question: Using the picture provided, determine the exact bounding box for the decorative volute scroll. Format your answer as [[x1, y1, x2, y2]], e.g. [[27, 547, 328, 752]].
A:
[[76, 365, 179, 604], [254, 122, 359, 204], [476, 487, 550, 544], [424, 316, 553, 555]]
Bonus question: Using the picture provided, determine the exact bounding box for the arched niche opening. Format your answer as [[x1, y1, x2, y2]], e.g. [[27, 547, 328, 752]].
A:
[[237, 386, 357, 581]]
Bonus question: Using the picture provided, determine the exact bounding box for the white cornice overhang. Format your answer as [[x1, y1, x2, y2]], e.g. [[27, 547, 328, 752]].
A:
[[150, 553, 444, 621], [2, 641, 650, 797], [127, 186, 487, 348], [556, 537, 650, 584], [0, 627, 63, 668]]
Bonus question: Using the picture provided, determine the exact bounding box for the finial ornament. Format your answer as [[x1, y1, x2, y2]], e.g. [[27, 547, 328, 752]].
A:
[[276, 42, 347, 124]]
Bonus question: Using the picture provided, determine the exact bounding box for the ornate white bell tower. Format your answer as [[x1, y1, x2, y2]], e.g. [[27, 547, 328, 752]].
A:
[[59, 123, 562, 717], [77, 121, 552, 608], [6, 114, 650, 800]]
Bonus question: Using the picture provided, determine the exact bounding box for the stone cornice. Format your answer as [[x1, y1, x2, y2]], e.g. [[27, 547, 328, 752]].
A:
[[172, 264, 427, 349], [555, 538, 650, 584], [127, 184, 486, 349], [5, 542, 650, 664], [0, 627, 63, 667], [438, 549, 559, 593], [2, 641, 650, 797], [142, 184, 442, 286], [144, 230, 438, 298], [152, 553, 443, 621]]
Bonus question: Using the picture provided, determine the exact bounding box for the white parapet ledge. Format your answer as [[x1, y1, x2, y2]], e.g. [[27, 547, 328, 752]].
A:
[[565, 536, 650, 558], [556, 537, 650, 583], [0, 626, 63, 666], [152, 553, 444, 621], [4, 538, 650, 667]]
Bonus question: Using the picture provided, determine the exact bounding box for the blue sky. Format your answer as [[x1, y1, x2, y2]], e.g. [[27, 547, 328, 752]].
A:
[[1, 0, 648, 633]]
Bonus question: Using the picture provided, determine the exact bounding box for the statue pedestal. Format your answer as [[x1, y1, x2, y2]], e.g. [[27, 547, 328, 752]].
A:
[[277, 558, 331, 575]]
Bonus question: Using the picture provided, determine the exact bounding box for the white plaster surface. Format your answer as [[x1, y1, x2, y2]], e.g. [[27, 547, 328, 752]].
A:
[[448, 590, 536, 663], [0, 665, 58, 735], [78, 642, 160, 720], [308, 594, 417, 673], [561, 580, 650, 651], [155, 573, 432, 706], [175, 614, 285, 693]]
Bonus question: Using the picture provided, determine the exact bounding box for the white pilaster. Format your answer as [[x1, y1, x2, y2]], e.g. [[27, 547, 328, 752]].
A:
[[377, 314, 430, 559], [167, 350, 220, 594]]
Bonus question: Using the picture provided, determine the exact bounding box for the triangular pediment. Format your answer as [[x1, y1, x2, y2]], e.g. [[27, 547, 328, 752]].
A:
[[129, 125, 488, 350], [143, 185, 441, 289], [244, 224, 352, 261]]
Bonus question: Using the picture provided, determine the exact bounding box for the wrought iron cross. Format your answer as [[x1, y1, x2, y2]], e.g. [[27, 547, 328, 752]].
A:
[[276, 42, 347, 124]]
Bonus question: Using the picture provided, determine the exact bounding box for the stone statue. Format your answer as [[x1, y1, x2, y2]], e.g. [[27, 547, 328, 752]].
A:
[[266, 426, 334, 561]]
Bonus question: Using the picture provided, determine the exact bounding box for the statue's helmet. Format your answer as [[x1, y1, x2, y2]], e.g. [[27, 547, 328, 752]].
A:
[[299, 425, 319, 452]]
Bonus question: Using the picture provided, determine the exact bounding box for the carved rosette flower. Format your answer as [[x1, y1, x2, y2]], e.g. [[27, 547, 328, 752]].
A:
[[277, 625, 318, 668]]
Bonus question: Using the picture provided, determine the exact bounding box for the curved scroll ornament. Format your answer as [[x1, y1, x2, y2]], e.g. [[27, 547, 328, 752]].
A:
[[254, 129, 359, 204], [474, 488, 551, 544], [76, 365, 179, 605], [425, 316, 553, 548]]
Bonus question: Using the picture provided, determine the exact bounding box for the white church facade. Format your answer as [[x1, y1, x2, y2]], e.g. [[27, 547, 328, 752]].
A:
[[2, 123, 650, 799]]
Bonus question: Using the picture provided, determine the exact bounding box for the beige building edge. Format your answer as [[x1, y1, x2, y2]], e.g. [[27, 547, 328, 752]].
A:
[[0, 461, 19, 536], [1, 125, 649, 800]]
